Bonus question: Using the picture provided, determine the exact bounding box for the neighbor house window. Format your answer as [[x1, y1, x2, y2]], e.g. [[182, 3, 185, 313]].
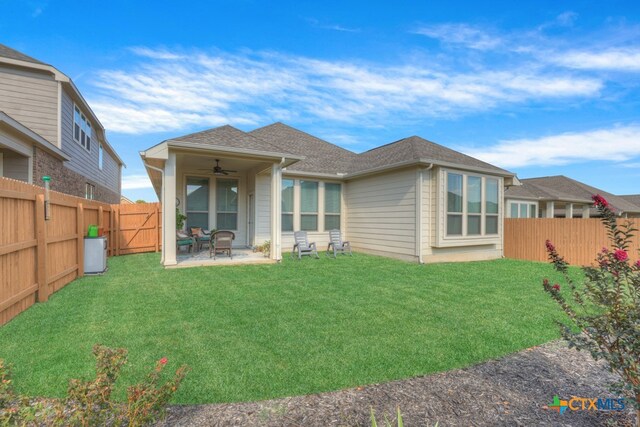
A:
[[85, 183, 95, 200], [446, 172, 500, 237], [186, 177, 209, 230], [98, 144, 103, 170], [324, 183, 341, 230], [73, 105, 91, 151], [300, 180, 318, 231], [282, 179, 294, 232], [509, 202, 536, 218], [216, 179, 238, 230]]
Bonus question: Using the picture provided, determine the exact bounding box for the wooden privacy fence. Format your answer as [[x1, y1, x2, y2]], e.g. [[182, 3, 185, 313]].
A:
[[504, 218, 640, 266], [0, 177, 162, 325]]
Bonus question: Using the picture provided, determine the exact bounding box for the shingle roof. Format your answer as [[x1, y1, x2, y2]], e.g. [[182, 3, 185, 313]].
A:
[[506, 176, 640, 213], [0, 44, 46, 65], [163, 122, 513, 177], [171, 124, 296, 155], [249, 122, 357, 174], [621, 194, 640, 209], [350, 136, 511, 175]]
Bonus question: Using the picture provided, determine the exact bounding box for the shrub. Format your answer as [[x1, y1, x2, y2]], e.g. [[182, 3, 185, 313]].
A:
[[543, 194, 640, 426], [0, 344, 188, 426]]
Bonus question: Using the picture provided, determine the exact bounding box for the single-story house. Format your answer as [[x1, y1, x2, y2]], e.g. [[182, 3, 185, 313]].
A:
[[504, 175, 640, 218], [141, 123, 518, 266]]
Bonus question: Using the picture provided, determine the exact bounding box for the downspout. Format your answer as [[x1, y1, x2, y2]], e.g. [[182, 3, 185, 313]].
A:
[[276, 157, 286, 261], [143, 159, 165, 263], [416, 163, 434, 264]]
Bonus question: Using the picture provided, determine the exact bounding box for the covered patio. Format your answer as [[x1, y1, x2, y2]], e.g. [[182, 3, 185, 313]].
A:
[[140, 125, 303, 267]]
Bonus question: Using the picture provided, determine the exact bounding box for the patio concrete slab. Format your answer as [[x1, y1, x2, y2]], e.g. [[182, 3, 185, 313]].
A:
[[172, 247, 274, 268]]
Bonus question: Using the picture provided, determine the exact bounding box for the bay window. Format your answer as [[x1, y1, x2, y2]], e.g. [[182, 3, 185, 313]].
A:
[[445, 172, 500, 238]]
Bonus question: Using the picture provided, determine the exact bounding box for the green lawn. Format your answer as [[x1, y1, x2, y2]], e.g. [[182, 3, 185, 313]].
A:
[[0, 253, 567, 404]]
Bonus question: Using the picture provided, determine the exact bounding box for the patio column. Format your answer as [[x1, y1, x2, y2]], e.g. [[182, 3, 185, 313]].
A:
[[565, 203, 573, 218], [270, 162, 282, 261], [164, 152, 177, 266], [545, 201, 555, 218], [582, 205, 590, 218]]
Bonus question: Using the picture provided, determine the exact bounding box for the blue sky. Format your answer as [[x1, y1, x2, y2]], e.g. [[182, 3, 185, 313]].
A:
[[2, 0, 640, 201]]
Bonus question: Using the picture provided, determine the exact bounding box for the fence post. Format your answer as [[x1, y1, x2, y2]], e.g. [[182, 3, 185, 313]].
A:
[[109, 206, 114, 256], [116, 204, 121, 256], [35, 194, 48, 302], [155, 203, 160, 252], [77, 203, 84, 277]]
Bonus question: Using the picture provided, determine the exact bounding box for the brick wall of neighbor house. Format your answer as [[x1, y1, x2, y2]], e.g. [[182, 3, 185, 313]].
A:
[[31, 146, 119, 204]]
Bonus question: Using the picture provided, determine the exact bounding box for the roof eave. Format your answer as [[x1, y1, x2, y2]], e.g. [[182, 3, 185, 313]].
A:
[[165, 140, 305, 166], [346, 158, 515, 180]]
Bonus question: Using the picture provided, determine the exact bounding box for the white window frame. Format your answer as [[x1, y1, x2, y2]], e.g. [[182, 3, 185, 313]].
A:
[[98, 143, 103, 170], [507, 201, 538, 218], [324, 182, 341, 231], [281, 178, 294, 232], [437, 169, 503, 247], [299, 180, 319, 232], [73, 104, 92, 152], [85, 183, 95, 200], [216, 178, 239, 231]]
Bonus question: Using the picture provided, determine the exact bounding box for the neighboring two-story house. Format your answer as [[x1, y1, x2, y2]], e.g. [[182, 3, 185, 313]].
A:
[[0, 44, 123, 203]]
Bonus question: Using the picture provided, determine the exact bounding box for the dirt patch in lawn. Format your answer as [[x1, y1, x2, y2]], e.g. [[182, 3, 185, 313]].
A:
[[159, 341, 635, 426]]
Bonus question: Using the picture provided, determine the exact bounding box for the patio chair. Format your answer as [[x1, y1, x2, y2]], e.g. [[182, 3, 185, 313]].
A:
[[176, 231, 195, 253], [292, 231, 319, 260], [190, 227, 211, 251], [210, 230, 235, 260], [326, 229, 352, 258]]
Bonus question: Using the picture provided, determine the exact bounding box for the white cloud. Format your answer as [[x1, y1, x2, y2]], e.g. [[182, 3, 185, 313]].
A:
[[307, 18, 360, 33], [413, 23, 502, 50], [466, 125, 640, 168], [122, 174, 153, 190], [551, 49, 640, 71], [88, 48, 602, 134]]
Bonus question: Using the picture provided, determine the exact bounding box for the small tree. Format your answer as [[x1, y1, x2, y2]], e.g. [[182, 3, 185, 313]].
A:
[[543, 194, 640, 426]]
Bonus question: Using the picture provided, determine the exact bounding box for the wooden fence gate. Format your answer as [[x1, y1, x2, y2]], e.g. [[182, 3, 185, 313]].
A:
[[0, 177, 162, 325]]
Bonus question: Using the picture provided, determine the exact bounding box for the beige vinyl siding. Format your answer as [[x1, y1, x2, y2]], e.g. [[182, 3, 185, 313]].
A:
[[255, 173, 271, 245], [60, 89, 120, 193], [0, 65, 58, 146], [345, 167, 417, 262], [0, 149, 30, 181]]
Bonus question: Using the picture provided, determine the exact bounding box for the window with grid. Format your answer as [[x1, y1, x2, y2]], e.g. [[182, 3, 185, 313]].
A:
[[73, 105, 92, 151]]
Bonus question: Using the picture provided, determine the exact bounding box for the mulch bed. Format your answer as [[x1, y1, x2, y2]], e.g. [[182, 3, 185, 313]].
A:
[[159, 341, 636, 426]]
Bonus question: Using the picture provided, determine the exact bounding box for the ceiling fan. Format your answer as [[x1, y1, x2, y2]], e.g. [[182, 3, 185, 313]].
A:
[[198, 159, 237, 176]]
